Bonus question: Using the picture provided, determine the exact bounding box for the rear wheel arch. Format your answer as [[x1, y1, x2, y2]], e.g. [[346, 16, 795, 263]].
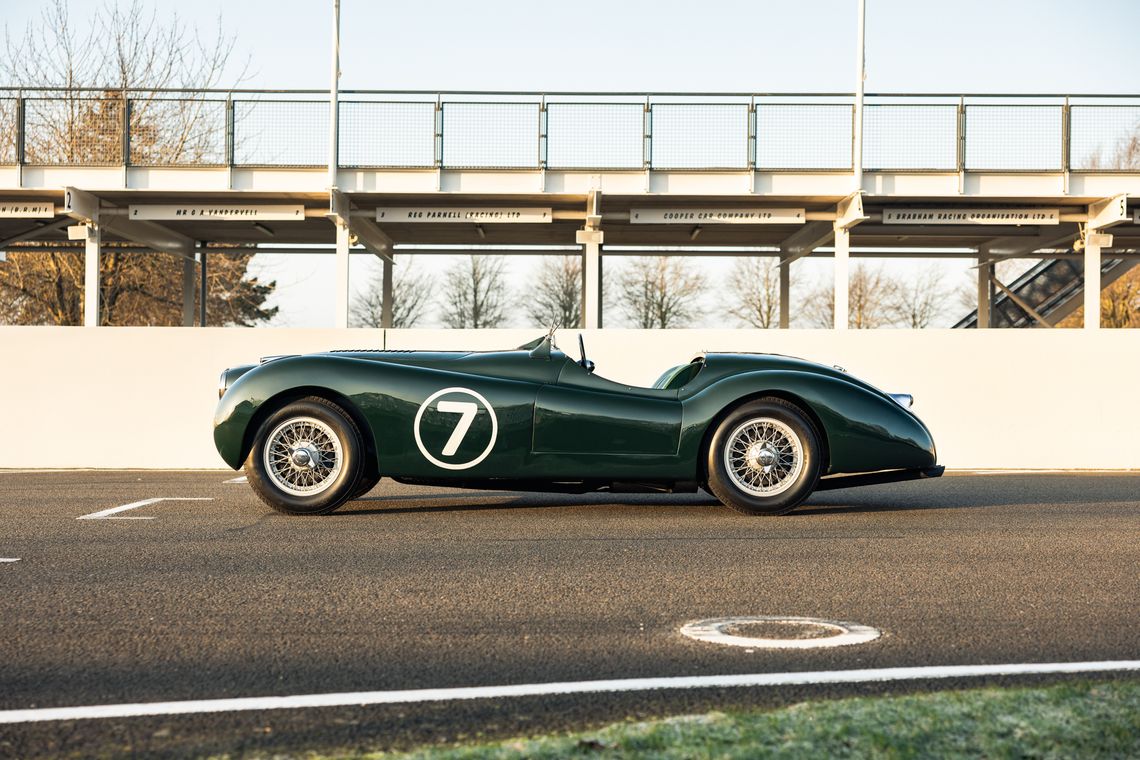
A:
[[698, 391, 830, 486], [241, 386, 379, 476]]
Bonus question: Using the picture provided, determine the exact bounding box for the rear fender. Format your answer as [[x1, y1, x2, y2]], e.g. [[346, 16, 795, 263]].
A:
[[680, 370, 936, 475]]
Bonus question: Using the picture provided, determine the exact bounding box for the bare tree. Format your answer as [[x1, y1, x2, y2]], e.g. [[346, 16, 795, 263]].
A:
[[890, 265, 950, 328], [2, 0, 246, 164], [616, 257, 707, 328], [526, 255, 582, 328], [0, 247, 276, 326], [0, 1, 267, 326], [1058, 264, 1140, 329], [724, 256, 790, 328], [804, 263, 900, 329], [440, 255, 509, 328], [351, 258, 434, 329]]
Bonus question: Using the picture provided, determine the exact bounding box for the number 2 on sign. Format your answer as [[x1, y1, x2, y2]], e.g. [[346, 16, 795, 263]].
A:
[[436, 400, 478, 456]]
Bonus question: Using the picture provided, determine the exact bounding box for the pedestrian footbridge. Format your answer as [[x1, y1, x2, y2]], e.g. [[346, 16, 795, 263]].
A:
[[1, 88, 1139, 329]]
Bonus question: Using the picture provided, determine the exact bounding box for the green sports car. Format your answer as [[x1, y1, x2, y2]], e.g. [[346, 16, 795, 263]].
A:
[[214, 333, 942, 516]]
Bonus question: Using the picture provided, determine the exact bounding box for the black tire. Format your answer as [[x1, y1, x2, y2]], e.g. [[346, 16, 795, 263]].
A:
[[244, 397, 365, 515], [350, 470, 381, 500], [705, 398, 822, 516]]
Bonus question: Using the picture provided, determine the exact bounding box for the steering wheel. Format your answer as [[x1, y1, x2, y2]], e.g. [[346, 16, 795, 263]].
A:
[[578, 333, 595, 374]]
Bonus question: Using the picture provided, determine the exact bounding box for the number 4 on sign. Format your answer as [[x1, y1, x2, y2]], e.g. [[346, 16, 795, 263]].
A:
[[437, 401, 478, 456]]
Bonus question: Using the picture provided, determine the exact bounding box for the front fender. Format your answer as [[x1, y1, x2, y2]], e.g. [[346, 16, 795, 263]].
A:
[[679, 370, 937, 475], [213, 355, 539, 476]]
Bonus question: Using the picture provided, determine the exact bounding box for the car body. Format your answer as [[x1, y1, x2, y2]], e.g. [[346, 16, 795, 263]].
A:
[[214, 334, 942, 515]]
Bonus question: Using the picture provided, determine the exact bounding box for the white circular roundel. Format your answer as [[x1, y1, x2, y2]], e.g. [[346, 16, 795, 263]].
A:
[[680, 616, 881, 650], [413, 387, 498, 470]]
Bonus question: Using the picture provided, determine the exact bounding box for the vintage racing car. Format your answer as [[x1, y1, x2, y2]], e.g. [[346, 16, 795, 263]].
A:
[[214, 333, 942, 516]]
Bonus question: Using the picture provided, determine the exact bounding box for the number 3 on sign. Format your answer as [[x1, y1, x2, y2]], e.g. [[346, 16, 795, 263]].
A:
[[436, 400, 477, 456]]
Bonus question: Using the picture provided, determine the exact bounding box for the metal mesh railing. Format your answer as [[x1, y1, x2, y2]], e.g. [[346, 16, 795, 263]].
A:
[[757, 104, 852, 170], [650, 103, 748, 170], [4, 90, 1140, 174], [339, 100, 436, 168], [545, 102, 644, 170], [24, 97, 124, 165], [128, 98, 227, 165], [864, 104, 957, 171], [965, 105, 1062, 171], [441, 101, 539, 169], [0, 99, 15, 164], [233, 100, 328, 167], [1070, 105, 1140, 171]]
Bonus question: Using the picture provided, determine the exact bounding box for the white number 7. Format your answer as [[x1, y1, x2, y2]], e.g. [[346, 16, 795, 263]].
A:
[[436, 400, 478, 456]]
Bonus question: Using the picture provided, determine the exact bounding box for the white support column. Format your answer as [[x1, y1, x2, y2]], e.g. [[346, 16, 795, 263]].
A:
[[779, 255, 790, 329], [833, 225, 850, 330], [381, 257, 394, 329], [581, 240, 601, 329], [334, 220, 351, 329], [182, 255, 196, 327], [853, 0, 866, 192], [83, 223, 100, 327], [976, 258, 990, 329], [1084, 236, 1101, 330]]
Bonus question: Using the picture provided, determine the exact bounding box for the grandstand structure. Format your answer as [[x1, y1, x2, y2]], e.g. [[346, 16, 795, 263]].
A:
[[1, 87, 1139, 329]]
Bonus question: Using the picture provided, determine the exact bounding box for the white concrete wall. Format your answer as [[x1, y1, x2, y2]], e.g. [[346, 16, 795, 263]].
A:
[[2, 326, 1137, 470]]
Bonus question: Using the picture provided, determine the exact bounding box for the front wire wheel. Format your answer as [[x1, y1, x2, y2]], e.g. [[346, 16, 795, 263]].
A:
[[245, 397, 365, 515], [706, 398, 821, 515]]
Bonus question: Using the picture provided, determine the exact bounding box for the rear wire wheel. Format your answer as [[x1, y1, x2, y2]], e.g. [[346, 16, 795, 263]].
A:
[[706, 398, 821, 515], [245, 397, 365, 515]]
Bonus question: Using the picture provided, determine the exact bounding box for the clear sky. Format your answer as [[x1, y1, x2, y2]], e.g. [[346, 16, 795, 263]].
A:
[[4, 1, 1140, 329], [7, 0, 1138, 94]]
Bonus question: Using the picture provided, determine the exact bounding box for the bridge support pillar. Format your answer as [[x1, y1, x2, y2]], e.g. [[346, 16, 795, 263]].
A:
[[833, 225, 849, 330], [83, 223, 100, 327], [581, 239, 602, 329], [976, 259, 991, 329], [182, 255, 196, 327], [779, 255, 790, 329], [381, 257, 394, 329], [1083, 237, 1101, 330], [334, 220, 351, 329]]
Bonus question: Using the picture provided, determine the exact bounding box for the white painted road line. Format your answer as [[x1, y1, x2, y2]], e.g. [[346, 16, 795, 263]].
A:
[[77, 498, 213, 521], [0, 558, 20, 563], [224, 476, 247, 484], [0, 660, 1137, 725]]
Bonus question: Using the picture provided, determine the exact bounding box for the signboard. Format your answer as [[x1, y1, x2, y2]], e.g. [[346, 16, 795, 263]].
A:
[[376, 207, 552, 223], [631, 208, 805, 224], [0, 202, 54, 218], [128, 204, 305, 221], [883, 208, 1059, 225]]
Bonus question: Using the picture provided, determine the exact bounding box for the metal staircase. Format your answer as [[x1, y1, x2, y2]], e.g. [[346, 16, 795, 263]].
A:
[[954, 257, 1138, 328]]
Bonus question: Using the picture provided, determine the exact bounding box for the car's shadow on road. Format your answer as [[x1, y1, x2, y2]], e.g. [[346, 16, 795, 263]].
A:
[[329, 474, 1139, 517]]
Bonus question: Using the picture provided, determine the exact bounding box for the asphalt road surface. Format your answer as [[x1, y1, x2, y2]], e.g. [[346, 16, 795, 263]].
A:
[[0, 471, 1137, 758]]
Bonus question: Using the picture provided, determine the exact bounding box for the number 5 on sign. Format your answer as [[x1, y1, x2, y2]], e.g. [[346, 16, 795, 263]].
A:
[[436, 400, 478, 456]]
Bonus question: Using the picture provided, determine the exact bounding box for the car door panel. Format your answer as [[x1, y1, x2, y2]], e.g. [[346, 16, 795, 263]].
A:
[[532, 384, 682, 455]]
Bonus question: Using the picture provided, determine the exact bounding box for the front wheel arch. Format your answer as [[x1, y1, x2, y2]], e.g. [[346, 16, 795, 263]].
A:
[[240, 386, 379, 478], [697, 391, 829, 488]]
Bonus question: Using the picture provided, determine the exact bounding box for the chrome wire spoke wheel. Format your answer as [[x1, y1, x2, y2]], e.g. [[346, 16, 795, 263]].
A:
[[263, 416, 344, 497], [723, 417, 804, 497]]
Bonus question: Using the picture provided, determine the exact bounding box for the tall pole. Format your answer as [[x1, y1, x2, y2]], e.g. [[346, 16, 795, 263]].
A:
[[852, 0, 866, 191], [328, 0, 340, 190]]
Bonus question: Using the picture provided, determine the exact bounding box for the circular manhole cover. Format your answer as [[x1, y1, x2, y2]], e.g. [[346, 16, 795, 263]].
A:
[[680, 616, 881, 650]]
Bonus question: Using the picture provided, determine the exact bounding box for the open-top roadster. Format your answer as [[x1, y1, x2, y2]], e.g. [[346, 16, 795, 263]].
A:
[[214, 333, 942, 516]]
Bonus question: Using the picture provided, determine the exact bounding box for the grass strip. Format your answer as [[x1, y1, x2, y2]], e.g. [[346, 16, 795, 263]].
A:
[[295, 679, 1140, 759]]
